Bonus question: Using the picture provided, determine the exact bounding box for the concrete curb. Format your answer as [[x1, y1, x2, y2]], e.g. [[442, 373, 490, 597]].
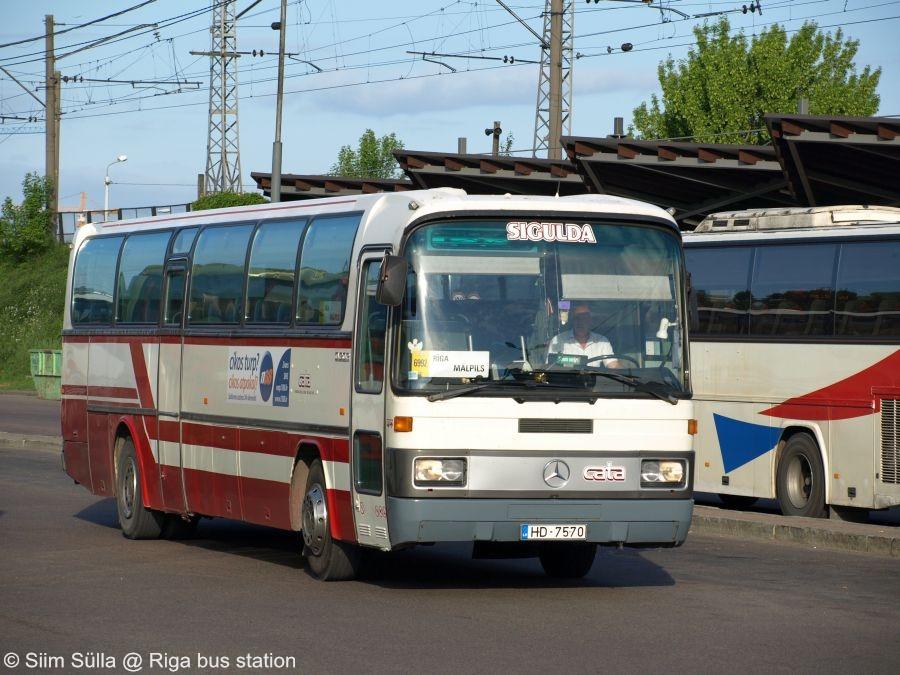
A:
[[0, 431, 62, 454], [691, 506, 900, 557]]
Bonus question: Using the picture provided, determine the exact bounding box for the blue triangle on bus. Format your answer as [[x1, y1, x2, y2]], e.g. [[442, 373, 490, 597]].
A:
[[713, 414, 782, 473]]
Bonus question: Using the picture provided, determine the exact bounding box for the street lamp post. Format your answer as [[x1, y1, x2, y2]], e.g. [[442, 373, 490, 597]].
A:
[[104, 154, 127, 213]]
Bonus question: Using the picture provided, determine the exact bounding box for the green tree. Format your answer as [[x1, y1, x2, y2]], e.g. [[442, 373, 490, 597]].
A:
[[631, 19, 881, 144], [329, 129, 404, 179], [191, 191, 267, 211], [0, 172, 56, 261], [500, 131, 515, 156]]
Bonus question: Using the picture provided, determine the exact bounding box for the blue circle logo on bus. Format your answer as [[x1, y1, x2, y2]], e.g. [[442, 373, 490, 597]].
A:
[[259, 351, 274, 402]]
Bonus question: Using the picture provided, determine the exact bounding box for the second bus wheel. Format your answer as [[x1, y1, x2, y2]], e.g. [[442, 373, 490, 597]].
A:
[[538, 542, 597, 579], [301, 459, 363, 581], [776, 433, 827, 518], [116, 438, 164, 539]]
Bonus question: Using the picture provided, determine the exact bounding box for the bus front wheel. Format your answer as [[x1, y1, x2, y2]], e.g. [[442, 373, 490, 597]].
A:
[[776, 434, 827, 518], [301, 459, 362, 581], [538, 542, 597, 579], [116, 438, 164, 539]]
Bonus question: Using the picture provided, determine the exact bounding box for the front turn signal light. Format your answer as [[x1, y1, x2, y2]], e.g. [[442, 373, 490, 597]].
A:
[[688, 419, 698, 435], [393, 416, 413, 433]]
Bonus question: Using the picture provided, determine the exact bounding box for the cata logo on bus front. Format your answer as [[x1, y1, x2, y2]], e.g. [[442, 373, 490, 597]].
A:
[[227, 347, 291, 407]]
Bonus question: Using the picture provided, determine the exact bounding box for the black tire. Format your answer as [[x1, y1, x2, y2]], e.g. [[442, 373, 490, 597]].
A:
[[718, 494, 759, 509], [161, 514, 199, 539], [116, 438, 164, 539], [776, 433, 827, 518], [301, 460, 362, 581], [538, 542, 597, 579]]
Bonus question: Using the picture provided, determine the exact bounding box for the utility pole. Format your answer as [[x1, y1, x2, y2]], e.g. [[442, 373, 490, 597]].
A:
[[191, 1, 243, 194], [531, 0, 573, 159], [485, 121, 502, 157], [547, 0, 563, 160], [270, 0, 287, 203], [44, 15, 60, 215]]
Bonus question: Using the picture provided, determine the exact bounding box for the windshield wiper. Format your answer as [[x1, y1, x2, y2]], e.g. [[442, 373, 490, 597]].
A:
[[586, 371, 679, 405], [427, 382, 493, 402]]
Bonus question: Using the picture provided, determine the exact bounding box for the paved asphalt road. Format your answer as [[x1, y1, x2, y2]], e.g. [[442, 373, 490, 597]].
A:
[[0, 393, 59, 436], [1, 446, 898, 674]]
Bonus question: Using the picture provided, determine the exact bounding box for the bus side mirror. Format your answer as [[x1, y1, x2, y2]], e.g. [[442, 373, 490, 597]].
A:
[[376, 255, 407, 306], [687, 272, 700, 333]]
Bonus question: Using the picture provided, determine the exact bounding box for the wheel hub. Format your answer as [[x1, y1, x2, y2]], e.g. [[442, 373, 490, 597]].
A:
[[121, 457, 136, 519], [301, 483, 328, 555], [785, 454, 813, 509]]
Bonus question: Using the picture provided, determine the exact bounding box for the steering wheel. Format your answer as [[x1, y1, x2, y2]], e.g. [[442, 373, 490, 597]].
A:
[[584, 353, 641, 368]]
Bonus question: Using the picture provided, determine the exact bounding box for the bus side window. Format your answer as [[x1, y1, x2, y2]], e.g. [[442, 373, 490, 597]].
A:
[[296, 214, 361, 325], [72, 236, 124, 325], [116, 231, 171, 324], [684, 246, 752, 336], [188, 224, 254, 325], [835, 240, 900, 338], [246, 219, 305, 324]]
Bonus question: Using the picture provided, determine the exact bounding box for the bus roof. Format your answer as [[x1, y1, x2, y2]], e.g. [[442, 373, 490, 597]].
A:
[[694, 205, 900, 234], [71, 188, 678, 247]]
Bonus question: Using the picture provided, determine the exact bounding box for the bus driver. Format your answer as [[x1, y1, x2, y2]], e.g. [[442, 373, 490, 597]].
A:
[[546, 302, 622, 367]]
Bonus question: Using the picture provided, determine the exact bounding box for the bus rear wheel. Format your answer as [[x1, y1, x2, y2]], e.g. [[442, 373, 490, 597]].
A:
[[116, 438, 164, 539], [301, 459, 362, 581], [538, 542, 597, 579], [776, 434, 827, 518]]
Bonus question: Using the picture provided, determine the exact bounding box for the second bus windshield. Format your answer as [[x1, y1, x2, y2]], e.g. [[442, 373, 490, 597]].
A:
[[395, 219, 686, 397]]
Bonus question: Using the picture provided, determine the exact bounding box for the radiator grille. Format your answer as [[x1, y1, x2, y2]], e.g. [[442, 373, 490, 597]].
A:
[[518, 418, 592, 434], [883, 399, 899, 484]]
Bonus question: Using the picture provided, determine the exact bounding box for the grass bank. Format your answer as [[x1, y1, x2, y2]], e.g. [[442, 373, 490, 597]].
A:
[[0, 245, 70, 390]]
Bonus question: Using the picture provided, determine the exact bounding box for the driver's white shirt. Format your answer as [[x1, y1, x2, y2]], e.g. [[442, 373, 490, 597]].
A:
[[546, 330, 614, 361]]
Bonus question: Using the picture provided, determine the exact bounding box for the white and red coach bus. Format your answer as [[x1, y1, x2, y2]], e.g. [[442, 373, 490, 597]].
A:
[[62, 189, 695, 580], [685, 206, 900, 518]]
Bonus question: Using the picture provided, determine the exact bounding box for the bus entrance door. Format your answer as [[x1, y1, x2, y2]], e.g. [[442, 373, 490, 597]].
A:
[[157, 262, 188, 513], [350, 255, 390, 550]]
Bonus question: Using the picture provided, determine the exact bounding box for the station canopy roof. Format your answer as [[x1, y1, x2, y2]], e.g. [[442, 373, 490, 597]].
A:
[[251, 115, 899, 228], [250, 171, 412, 199]]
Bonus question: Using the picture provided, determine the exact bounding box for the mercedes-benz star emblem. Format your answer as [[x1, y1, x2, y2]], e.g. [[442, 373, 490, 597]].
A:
[[542, 459, 570, 488]]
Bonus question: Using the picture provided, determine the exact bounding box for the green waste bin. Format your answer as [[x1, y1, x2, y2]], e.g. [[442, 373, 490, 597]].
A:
[[29, 349, 62, 400]]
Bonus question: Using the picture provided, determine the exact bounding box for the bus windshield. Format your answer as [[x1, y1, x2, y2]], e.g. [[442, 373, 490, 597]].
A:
[[394, 219, 687, 398]]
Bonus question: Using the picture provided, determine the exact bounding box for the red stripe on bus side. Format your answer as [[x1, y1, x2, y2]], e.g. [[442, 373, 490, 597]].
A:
[[129, 342, 155, 409], [62, 384, 87, 395], [182, 336, 351, 348]]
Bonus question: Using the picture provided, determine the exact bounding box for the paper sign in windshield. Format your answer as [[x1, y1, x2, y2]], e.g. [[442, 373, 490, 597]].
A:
[[506, 221, 596, 244], [411, 350, 490, 379]]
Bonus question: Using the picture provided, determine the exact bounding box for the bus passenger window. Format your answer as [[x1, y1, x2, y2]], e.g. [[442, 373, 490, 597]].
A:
[[835, 240, 900, 338], [116, 231, 171, 324], [246, 219, 305, 324], [684, 247, 751, 336], [296, 214, 361, 325], [750, 244, 836, 337], [188, 224, 254, 325], [72, 236, 124, 325]]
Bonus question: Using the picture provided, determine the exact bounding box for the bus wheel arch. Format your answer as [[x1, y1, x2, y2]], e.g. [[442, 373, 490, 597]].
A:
[[774, 427, 828, 518], [113, 430, 164, 538], [289, 443, 321, 531]]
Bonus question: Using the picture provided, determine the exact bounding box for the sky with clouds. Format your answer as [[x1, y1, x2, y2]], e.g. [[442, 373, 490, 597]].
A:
[[1, 0, 897, 211]]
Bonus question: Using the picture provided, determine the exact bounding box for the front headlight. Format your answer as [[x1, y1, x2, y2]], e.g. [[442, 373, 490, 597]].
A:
[[414, 458, 466, 486], [641, 459, 686, 487]]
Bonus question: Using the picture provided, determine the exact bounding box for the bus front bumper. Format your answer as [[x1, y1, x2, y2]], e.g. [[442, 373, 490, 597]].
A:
[[386, 497, 693, 548]]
